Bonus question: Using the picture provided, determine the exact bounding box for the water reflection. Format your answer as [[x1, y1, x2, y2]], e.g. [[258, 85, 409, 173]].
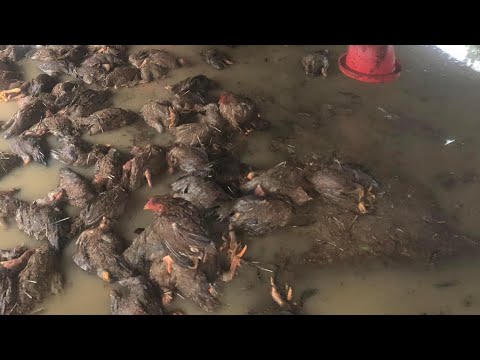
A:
[[435, 45, 480, 71]]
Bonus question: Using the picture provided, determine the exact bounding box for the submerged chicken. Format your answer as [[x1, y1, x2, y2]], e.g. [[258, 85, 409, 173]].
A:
[[121, 145, 166, 191], [81, 52, 126, 71], [110, 276, 162, 315], [140, 100, 179, 134], [304, 157, 380, 214], [19, 73, 58, 98], [171, 175, 229, 210], [302, 50, 329, 77], [241, 162, 312, 206], [2, 98, 47, 139], [92, 148, 126, 192], [37, 60, 71, 77], [57, 168, 95, 208], [167, 145, 212, 176], [73, 217, 134, 283], [0, 57, 23, 101], [76, 107, 139, 135], [172, 91, 209, 114], [219, 195, 294, 236], [24, 114, 79, 138], [65, 88, 110, 119], [201, 49, 234, 70], [51, 136, 110, 167], [9, 135, 49, 165], [219, 92, 269, 131]]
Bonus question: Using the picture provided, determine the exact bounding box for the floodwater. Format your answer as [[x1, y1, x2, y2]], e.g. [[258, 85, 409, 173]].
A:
[[1, 45, 480, 314]]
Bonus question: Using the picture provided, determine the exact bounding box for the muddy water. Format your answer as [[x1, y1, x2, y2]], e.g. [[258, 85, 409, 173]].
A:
[[1, 45, 480, 315]]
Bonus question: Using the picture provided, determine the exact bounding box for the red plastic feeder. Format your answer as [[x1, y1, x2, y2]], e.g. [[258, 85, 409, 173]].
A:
[[338, 45, 401, 83]]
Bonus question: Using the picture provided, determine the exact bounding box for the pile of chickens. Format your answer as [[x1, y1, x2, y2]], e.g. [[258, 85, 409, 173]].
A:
[[0, 45, 465, 315]]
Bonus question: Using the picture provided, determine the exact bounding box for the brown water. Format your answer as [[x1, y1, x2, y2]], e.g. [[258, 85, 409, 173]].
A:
[[2, 45, 480, 315]]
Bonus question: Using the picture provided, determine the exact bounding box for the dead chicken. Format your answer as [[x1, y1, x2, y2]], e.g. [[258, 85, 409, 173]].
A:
[[140, 100, 180, 134], [269, 277, 302, 315], [81, 52, 126, 72], [219, 195, 294, 236], [73, 217, 134, 283], [304, 157, 380, 215], [76, 107, 140, 135], [71, 65, 108, 86], [57, 168, 95, 208], [0, 189, 69, 250], [123, 218, 220, 313], [71, 185, 129, 236], [201, 49, 234, 70], [19, 73, 58, 98], [171, 175, 229, 210], [110, 276, 162, 315], [139, 63, 167, 83], [0, 57, 23, 101], [167, 145, 212, 176], [129, 49, 184, 69], [218, 92, 269, 132], [0, 152, 21, 180], [172, 91, 208, 114], [2, 98, 47, 139], [15, 244, 63, 314], [302, 50, 329, 77], [37, 60, 72, 77], [9, 135, 49, 165], [1, 244, 61, 315], [143, 195, 217, 275], [65, 88, 110, 119], [121, 145, 166, 191], [92, 148, 126, 192], [166, 75, 217, 96], [0, 45, 33, 62], [24, 114, 79, 138], [241, 162, 312, 206], [105, 66, 140, 88], [51, 136, 110, 167]]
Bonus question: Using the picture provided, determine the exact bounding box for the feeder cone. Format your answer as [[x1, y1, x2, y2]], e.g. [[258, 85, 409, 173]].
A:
[[338, 45, 401, 83]]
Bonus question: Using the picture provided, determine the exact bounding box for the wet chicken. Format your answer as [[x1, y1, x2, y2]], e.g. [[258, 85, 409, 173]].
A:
[[110, 276, 162, 315], [16, 244, 63, 314], [304, 157, 380, 214], [0, 152, 21, 180], [15, 190, 70, 250], [171, 175, 229, 209], [129, 49, 184, 69], [143, 195, 217, 273], [51, 81, 84, 109], [76, 107, 139, 135], [139, 63, 167, 83], [72, 185, 128, 234], [220, 195, 294, 236], [172, 91, 208, 113], [166, 75, 217, 96], [57, 168, 95, 208], [65, 88, 110, 119], [2, 98, 46, 139], [20, 73, 58, 98], [241, 162, 312, 206], [73, 217, 134, 282], [37, 60, 71, 77], [81, 52, 126, 71], [51, 136, 110, 167], [141, 100, 179, 134], [105, 66, 140, 88], [121, 145, 166, 191], [302, 50, 329, 77], [201, 49, 234, 70], [123, 219, 220, 312], [72, 65, 108, 86], [92, 148, 126, 191], [25, 114, 79, 138], [0, 244, 60, 315], [219, 92, 268, 131], [167, 145, 212, 176], [9, 135, 49, 165], [0, 45, 33, 62], [28, 46, 74, 61], [0, 57, 23, 96]]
